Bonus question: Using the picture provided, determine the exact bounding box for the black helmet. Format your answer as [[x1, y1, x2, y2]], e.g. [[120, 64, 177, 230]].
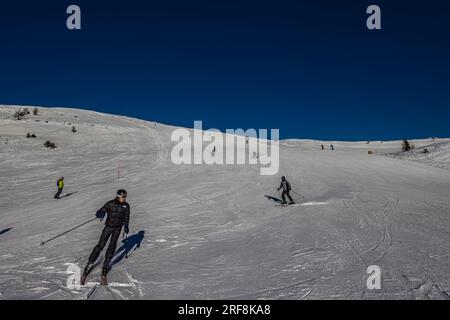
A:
[[281, 176, 286, 180], [116, 189, 127, 197]]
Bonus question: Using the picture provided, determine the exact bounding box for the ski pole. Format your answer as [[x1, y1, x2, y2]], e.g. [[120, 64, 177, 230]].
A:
[[292, 190, 306, 199], [40, 217, 97, 246], [277, 189, 284, 203]]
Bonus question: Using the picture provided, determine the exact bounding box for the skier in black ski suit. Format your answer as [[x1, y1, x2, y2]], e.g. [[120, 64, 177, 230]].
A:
[[277, 176, 295, 205], [81, 189, 130, 285]]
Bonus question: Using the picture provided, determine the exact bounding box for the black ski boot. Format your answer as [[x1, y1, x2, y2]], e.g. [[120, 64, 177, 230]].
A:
[[100, 260, 110, 286], [80, 263, 92, 286], [100, 275, 108, 286]]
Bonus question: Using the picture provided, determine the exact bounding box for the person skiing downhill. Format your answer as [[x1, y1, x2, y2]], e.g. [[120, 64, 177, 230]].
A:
[[277, 176, 295, 205], [54, 177, 64, 199], [81, 189, 130, 286]]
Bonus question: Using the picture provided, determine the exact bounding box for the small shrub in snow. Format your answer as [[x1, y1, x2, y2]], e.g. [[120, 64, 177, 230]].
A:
[[14, 109, 27, 120], [402, 139, 413, 152], [44, 140, 57, 149]]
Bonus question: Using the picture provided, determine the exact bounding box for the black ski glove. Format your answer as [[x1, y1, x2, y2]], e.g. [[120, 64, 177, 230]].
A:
[[96, 209, 106, 221], [124, 226, 129, 234]]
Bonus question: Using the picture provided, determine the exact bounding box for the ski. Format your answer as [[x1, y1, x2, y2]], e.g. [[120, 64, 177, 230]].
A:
[[80, 259, 103, 286], [275, 203, 297, 208], [86, 284, 99, 300]]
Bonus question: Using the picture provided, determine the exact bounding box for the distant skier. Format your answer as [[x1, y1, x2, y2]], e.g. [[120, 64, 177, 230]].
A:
[[321, 144, 324, 150], [81, 189, 130, 286], [330, 144, 334, 151], [53, 177, 64, 199], [277, 176, 295, 205]]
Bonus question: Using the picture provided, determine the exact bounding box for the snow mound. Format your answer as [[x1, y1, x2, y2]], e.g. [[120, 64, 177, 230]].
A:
[[387, 141, 450, 171]]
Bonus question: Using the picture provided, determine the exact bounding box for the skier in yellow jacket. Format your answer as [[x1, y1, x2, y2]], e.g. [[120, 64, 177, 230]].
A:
[[54, 177, 64, 199]]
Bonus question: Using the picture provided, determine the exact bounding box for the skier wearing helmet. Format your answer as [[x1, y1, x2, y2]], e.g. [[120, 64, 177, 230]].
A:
[[81, 189, 130, 286]]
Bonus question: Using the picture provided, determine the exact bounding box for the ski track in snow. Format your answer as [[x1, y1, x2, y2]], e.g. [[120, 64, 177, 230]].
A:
[[1, 105, 450, 300], [300, 201, 329, 206]]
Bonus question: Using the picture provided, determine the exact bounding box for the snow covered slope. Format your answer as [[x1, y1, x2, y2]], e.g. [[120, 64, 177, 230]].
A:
[[386, 141, 450, 171], [1, 105, 450, 300]]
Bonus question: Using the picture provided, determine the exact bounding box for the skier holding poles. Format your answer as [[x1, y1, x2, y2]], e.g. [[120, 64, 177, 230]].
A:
[[277, 176, 295, 205], [81, 189, 130, 286]]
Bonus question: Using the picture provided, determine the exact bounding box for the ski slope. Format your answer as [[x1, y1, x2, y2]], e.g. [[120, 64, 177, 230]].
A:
[[1, 105, 450, 300]]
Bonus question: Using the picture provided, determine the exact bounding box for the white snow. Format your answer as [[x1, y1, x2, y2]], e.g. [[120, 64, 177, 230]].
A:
[[387, 141, 450, 171], [300, 202, 329, 206], [1, 105, 450, 300]]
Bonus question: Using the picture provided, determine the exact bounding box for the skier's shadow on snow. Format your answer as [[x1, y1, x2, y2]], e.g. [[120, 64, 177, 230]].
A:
[[61, 191, 78, 198], [111, 231, 145, 267], [0, 227, 12, 235], [265, 195, 283, 203]]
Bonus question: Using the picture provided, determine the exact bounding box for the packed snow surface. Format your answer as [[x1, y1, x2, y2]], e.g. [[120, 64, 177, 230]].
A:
[[1, 105, 450, 300]]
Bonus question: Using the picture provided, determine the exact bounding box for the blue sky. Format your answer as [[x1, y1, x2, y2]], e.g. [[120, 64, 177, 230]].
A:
[[0, 0, 449, 140]]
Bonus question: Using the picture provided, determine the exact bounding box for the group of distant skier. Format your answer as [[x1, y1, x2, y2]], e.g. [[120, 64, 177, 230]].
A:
[[321, 144, 334, 150], [51, 175, 297, 285]]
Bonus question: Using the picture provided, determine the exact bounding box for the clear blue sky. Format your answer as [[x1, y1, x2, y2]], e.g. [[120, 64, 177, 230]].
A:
[[0, 0, 449, 140]]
